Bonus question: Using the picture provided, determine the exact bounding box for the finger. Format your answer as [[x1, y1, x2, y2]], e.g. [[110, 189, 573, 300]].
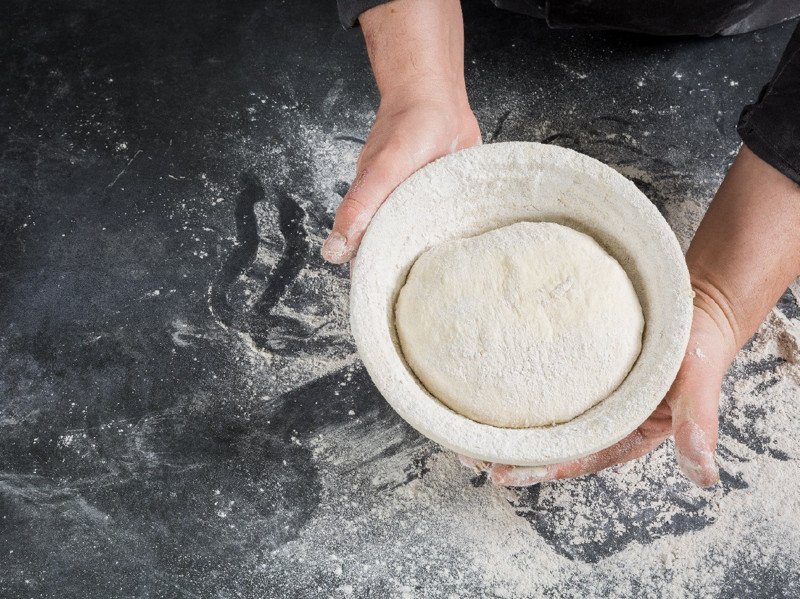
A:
[[488, 463, 551, 487], [667, 350, 724, 487], [321, 147, 412, 264], [665, 307, 729, 487], [458, 454, 490, 472], [458, 126, 483, 150], [489, 423, 670, 487], [548, 427, 667, 480]]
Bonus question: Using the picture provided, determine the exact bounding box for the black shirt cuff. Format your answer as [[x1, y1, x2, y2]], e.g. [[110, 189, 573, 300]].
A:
[[737, 21, 800, 186], [337, 0, 394, 29]]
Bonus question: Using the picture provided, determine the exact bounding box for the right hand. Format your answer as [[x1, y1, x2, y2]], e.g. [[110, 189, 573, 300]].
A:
[[321, 94, 482, 264]]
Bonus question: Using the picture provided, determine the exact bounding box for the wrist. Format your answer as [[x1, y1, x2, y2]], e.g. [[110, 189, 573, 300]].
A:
[[378, 79, 471, 113], [686, 144, 800, 359], [687, 274, 741, 366]]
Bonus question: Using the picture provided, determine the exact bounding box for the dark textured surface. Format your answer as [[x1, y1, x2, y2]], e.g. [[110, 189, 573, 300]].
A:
[[2, 1, 799, 597]]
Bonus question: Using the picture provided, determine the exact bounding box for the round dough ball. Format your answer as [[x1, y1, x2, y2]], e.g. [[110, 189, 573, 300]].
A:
[[394, 221, 644, 428]]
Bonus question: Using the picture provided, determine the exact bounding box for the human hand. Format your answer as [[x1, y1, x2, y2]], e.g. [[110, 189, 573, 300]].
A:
[[321, 96, 481, 263], [461, 145, 800, 488], [322, 0, 479, 264], [463, 297, 735, 488]]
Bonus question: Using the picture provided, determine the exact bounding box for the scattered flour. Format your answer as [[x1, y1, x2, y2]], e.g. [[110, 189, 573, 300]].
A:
[[193, 80, 799, 597], [259, 302, 800, 597]]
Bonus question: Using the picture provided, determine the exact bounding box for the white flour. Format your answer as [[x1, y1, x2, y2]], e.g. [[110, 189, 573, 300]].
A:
[[261, 303, 800, 597], [202, 91, 799, 597]]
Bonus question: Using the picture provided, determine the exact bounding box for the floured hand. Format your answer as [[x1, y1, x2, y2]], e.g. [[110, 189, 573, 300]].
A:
[[461, 145, 800, 488], [464, 301, 733, 488]]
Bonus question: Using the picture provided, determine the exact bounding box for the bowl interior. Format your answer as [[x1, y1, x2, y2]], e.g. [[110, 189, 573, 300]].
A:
[[350, 142, 692, 466]]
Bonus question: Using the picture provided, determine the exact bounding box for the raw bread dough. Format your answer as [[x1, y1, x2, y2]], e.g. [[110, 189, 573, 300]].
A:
[[394, 221, 644, 428], [350, 142, 693, 466], [351, 142, 692, 465]]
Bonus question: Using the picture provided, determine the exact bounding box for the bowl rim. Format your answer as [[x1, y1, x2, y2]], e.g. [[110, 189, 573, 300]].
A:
[[349, 141, 693, 466]]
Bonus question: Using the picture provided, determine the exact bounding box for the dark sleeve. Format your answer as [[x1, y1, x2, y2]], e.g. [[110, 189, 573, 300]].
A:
[[337, 0, 394, 29], [737, 22, 800, 185]]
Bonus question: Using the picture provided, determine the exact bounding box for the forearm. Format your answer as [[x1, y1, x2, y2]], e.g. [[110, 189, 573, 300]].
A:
[[687, 144, 800, 360], [360, 0, 468, 105]]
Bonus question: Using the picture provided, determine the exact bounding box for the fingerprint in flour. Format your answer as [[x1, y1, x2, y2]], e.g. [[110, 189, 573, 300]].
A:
[[209, 172, 353, 359]]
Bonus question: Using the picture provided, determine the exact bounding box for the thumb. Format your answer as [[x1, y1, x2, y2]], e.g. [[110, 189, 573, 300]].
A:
[[321, 147, 412, 264], [667, 324, 727, 487]]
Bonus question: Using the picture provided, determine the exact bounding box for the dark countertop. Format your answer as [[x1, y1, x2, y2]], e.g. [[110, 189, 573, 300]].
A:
[[2, 2, 799, 597]]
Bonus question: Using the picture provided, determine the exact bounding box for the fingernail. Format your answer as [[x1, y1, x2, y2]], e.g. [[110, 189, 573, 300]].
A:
[[458, 455, 489, 472], [673, 417, 720, 487], [321, 232, 349, 263], [675, 444, 719, 487], [490, 465, 551, 487]]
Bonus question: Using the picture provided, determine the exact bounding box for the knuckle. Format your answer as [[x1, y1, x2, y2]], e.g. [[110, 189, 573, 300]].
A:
[[366, 136, 413, 171], [339, 194, 370, 215], [334, 196, 373, 237]]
